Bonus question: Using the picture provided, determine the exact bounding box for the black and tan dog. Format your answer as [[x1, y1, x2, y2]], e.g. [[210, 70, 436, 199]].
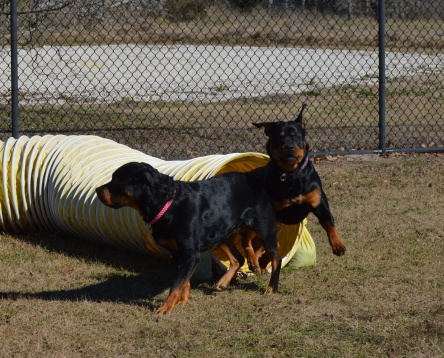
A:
[[96, 162, 281, 314], [243, 104, 346, 272]]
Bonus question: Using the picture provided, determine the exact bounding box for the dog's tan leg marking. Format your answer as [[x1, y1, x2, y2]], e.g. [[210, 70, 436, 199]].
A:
[[320, 221, 346, 256], [241, 231, 262, 273], [177, 282, 191, 305], [156, 276, 192, 314], [214, 243, 241, 290], [156, 288, 182, 314], [258, 237, 280, 274]]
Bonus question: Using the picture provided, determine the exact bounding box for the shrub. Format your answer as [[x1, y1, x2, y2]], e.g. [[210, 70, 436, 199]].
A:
[[165, 0, 207, 22], [227, 0, 266, 11]]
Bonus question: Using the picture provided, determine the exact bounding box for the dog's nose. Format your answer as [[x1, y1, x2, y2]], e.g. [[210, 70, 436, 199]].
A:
[[283, 143, 294, 152]]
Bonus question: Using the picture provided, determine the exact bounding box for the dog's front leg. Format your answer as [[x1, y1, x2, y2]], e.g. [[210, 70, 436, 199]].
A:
[[319, 218, 346, 256], [156, 252, 200, 314], [265, 253, 281, 293], [314, 195, 346, 256]]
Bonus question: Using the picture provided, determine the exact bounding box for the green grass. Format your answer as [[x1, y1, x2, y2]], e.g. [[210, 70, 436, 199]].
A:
[[1, 154, 443, 357]]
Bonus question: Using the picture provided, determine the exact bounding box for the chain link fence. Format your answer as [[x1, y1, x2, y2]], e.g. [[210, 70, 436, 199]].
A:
[[1, 0, 443, 158]]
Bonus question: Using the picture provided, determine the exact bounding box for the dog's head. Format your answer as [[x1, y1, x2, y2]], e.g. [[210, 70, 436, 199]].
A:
[[253, 104, 308, 172], [96, 162, 173, 216]]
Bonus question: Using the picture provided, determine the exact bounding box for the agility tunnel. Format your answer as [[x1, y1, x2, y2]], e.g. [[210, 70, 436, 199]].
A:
[[0, 135, 316, 276]]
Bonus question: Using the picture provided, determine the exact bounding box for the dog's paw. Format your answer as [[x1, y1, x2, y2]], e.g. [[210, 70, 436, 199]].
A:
[[264, 285, 277, 294], [331, 242, 346, 256], [155, 305, 173, 315], [249, 264, 261, 274]]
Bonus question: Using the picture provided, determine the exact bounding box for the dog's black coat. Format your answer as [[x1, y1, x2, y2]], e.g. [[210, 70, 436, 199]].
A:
[[258, 135, 336, 231], [249, 104, 345, 270], [96, 162, 281, 313]]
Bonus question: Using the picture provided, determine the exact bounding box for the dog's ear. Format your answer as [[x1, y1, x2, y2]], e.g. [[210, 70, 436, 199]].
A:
[[252, 122, 275, 136], [133, 171, 150, 186], [295, 103, 307, 128], [134, 163, 172, 191], [133, 163, 156, 185]]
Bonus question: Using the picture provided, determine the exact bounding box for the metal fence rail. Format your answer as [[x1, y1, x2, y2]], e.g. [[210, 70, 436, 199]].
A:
[[1, 0, 443, 158]]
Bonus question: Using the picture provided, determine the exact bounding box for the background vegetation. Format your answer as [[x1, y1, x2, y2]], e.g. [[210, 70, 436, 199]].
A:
[[2, 0, 443, 49], [1, 0, 443, 156]]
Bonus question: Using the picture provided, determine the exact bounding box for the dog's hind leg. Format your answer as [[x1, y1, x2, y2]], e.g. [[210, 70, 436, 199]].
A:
[[245, 222, 285, 273], [240, 230, 262, 273], [214, 240, 245, 290]]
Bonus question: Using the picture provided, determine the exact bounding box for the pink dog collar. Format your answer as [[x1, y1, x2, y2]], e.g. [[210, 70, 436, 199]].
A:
[[149, 189, 176, 225]]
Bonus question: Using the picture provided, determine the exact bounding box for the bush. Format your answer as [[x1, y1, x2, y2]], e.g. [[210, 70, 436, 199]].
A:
[[227, 0, 266, 11], [165, 0, 207, 22]]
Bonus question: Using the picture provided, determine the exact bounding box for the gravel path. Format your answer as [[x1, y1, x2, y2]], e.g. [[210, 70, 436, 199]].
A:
[[1, 44, 443, 104]]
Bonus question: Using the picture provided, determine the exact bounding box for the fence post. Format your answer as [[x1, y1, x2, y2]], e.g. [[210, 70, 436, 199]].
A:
[[378, 0, 386, 154], [10, 0, 19, 139]]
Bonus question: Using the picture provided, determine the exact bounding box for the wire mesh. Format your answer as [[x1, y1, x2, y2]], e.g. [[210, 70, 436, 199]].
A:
[[1, 0, 443, 158]]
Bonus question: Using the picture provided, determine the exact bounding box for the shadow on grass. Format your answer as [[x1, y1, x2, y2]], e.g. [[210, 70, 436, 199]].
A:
[[2, 232, 262, 310], [2, 274, 172, 311]]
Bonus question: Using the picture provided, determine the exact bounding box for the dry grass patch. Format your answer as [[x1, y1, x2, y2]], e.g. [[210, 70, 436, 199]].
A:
[[1, 153, 443, 357], [5, 3, 443, 51], [13, 71, 444, 158]]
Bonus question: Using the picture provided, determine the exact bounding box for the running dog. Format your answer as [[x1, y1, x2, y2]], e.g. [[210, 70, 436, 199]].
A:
[[96, 162, 281, 314], [244, 104, 346, 272]]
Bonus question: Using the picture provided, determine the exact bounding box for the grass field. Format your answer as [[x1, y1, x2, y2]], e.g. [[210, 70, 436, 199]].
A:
[[1, 153, 443, 357]]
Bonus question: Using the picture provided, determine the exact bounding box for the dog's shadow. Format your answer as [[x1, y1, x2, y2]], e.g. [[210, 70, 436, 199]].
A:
[[2, 233, 262, 309], [2, 233, 177, 310]]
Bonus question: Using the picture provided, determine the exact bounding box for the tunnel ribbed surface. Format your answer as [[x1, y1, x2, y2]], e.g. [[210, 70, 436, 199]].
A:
[[0, 135, 315, 270]]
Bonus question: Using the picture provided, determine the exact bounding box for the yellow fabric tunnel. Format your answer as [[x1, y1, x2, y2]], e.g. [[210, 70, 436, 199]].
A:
[[0, 135, 316, 275]]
